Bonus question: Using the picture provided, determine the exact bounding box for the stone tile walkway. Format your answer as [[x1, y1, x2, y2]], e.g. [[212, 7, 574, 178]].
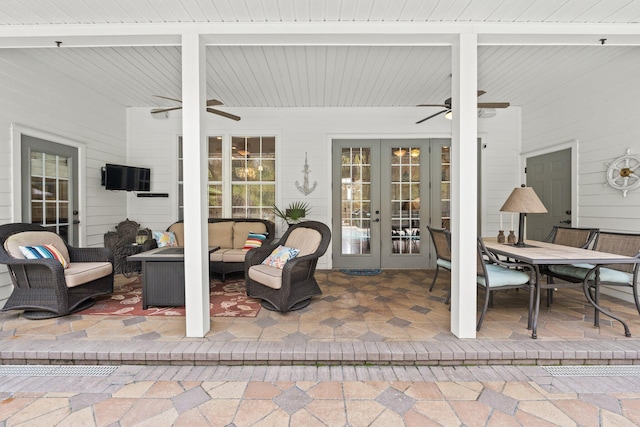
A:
[[2, 364, 640, 426]]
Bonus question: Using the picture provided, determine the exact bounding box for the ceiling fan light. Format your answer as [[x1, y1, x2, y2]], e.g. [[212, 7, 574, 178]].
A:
[[444, 111, 452, 120], [478, 108, 497, 118], [151, 110, 168, 119], [238, 150, 250, 156], [393, 149, 407, 157]]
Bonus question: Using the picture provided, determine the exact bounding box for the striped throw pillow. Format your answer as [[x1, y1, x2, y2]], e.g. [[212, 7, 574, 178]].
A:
[[19, 244, 69, 269], [244, 232, 268, 250]]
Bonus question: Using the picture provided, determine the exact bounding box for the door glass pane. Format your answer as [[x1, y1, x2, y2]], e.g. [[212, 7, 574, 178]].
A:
[[58, 157, 69, 179], [441, 146, 451, 229], [30, 150, 71, 238], [340, 147, 371, 255], [390, 147, 420, 254]]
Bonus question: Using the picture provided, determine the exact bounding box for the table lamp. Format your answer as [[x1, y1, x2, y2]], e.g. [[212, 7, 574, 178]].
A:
[[499, 185, 547, 247]]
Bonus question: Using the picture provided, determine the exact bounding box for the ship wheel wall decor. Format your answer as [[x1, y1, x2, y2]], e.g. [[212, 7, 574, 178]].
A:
[[604, 149, 640, 197]]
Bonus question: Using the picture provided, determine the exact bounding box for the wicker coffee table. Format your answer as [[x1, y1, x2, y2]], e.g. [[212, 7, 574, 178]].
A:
[[128, 246, 218, 309]]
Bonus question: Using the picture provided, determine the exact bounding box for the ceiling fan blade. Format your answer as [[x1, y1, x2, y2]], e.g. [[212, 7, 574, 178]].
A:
[[153, 95, 182, 103], [416, 109, 448, 124], [416, 103, 448, 108], [151, 106, 183, 113], [477, 90, 486, 97], [207, 108, 241, 121], [477, 102, 510, 108], [206, 99, 224, 107]]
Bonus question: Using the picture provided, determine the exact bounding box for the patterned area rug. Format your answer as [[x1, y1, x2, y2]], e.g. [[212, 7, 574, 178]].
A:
[[78, 277, 261, 317]]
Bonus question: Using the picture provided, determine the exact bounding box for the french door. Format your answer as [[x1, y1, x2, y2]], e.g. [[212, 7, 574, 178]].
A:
[[332, 139, 450, 270], [21, 135, 79, 245]]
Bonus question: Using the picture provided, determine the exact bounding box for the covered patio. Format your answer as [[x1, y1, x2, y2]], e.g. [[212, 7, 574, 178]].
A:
[[2, 270, 640, 366]]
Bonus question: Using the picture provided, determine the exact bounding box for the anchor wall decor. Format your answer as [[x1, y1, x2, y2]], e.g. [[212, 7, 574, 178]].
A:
[[296, 152, 317, 196]]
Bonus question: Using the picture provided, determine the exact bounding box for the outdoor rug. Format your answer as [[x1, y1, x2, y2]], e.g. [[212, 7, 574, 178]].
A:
[[339, 269, 383, 276], [77, 277, 261, 317]]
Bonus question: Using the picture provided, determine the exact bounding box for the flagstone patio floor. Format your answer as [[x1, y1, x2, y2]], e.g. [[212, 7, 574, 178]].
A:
[[1, 269, 640, 367]]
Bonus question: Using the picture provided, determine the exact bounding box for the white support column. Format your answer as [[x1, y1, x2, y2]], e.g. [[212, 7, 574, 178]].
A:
[[181, 32, 210, 337], [450, 33, 478, 339]]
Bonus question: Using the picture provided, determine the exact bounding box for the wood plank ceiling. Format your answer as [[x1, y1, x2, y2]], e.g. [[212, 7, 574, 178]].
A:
[[1, 0, 639, 112]]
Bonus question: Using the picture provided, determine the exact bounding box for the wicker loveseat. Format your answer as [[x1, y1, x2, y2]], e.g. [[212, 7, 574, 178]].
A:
[[0, 223, 114, 319], [166, 218, 275, 280]]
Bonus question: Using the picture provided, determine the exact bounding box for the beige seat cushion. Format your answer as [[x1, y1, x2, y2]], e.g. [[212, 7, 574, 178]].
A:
[[64, 262, 113, 288], [167, 223, 185, 246], [222, 248, 249, 263], [284, 228, 321, 256], [208, 222, 234, 249], [210, 248, 229, 262], [169, 222, 236, 249], [248, 264, 283, 289], [4, 231, 71, 265], [232, 222, 268, 249]]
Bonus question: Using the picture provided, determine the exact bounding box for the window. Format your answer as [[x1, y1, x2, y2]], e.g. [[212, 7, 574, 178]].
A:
[[231, 136, 275, 219], [178, 136, 276, 221]]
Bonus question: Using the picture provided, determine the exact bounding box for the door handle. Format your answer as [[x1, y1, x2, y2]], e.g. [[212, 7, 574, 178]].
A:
[[374, 218, 380, 222], [559, 219, 571, 224], [73, 220, 80, 224]]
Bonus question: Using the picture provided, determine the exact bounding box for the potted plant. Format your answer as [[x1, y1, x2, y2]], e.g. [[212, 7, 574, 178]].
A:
[[272, 201, 311, 225]]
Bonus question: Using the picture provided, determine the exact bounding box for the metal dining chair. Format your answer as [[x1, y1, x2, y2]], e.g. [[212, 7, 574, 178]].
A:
[[544, 231, 640, 330], [427, 226, 451, 304], [476, 237, 535, 331], [541, 226, 600, 305], [543, 226, 599, 249]]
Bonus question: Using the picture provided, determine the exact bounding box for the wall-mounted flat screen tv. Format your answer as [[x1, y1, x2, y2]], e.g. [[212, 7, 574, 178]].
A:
[[132, 167, 151, 192], [102, 164, 151, 192]]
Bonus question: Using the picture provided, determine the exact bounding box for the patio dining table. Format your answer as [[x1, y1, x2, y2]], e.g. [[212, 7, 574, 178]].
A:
[[483, 238, 640, 339]]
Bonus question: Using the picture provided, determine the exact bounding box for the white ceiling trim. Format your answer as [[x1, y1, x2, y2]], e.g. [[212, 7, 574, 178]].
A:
[[3, 21, 640, 49], [3, 0, 640, 26]]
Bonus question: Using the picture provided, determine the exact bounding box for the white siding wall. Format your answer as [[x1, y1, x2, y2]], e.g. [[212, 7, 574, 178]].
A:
[[521, 53, 640, 302], [0, 50, 128, 305], [128, 106, 521, 269], [521, 54, 640, 232]]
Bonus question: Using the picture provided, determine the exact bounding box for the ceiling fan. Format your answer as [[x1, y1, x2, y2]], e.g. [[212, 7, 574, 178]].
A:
[[415, 90, 509, 124], [151, 95, 241, 121]]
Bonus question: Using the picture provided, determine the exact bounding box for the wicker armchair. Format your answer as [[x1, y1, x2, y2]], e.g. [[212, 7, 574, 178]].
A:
[[0, 223, 114, 319], [245, 221, 331, 312]]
